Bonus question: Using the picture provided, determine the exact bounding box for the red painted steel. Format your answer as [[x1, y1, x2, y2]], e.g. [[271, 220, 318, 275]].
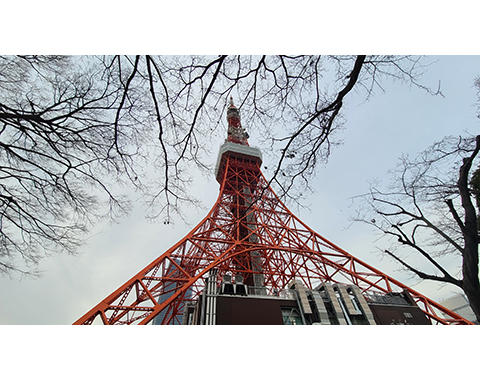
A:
[[74, 102, 473, 325]]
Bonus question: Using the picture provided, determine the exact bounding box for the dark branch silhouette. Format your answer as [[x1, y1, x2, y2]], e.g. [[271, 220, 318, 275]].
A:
[[355, 134, 480, 321], [0, 55, 434, 277]]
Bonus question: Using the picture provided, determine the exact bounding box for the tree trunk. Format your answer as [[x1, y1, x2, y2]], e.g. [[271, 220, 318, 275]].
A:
[[459, 135, 480, 322]]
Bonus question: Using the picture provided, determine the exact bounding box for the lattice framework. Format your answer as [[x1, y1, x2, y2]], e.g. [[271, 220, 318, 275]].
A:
[[74, 152, 472, 325]]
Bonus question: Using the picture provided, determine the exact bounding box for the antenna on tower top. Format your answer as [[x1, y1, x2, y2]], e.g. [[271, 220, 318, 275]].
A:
[[226, 96, 248, 145]]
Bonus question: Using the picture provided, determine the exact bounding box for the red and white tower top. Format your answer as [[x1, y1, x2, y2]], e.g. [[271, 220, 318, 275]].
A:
[[226, 97, 249, 146], [215, 97, 262, 183]]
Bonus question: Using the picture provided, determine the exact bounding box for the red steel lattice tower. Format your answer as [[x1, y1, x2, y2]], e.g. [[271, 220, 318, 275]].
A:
[[74, 98, 472, 325]]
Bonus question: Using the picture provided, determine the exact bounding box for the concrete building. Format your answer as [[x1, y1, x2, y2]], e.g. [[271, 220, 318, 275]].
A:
[[440, 294, 478, 324], [180, 270, 432, 325]]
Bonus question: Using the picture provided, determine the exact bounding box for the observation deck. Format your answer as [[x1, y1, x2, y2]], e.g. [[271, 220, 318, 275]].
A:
[[214, 141, 263, 183]]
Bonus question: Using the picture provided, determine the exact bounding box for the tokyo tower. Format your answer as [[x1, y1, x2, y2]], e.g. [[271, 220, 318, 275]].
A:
[[74, 98, 473, 325]]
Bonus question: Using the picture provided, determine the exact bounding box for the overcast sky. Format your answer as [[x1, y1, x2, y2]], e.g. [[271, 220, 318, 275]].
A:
[[3, 3, 480, 379], [1, 55, 479, 326]]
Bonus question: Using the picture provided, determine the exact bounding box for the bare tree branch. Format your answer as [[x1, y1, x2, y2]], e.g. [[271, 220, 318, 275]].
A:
[[356, 133, 480, 321], [385, 249, 462, 287], [0, 54, 436, 277]]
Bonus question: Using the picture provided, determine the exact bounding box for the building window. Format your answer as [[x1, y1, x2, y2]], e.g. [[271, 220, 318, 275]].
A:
[[282, 308, 304, 325]]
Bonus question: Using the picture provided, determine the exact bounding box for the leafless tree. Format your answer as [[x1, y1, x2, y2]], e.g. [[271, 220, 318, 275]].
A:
[[0, 56, 136, 277], [0, 55, 434, 277], [355, 134, 480, 321]]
